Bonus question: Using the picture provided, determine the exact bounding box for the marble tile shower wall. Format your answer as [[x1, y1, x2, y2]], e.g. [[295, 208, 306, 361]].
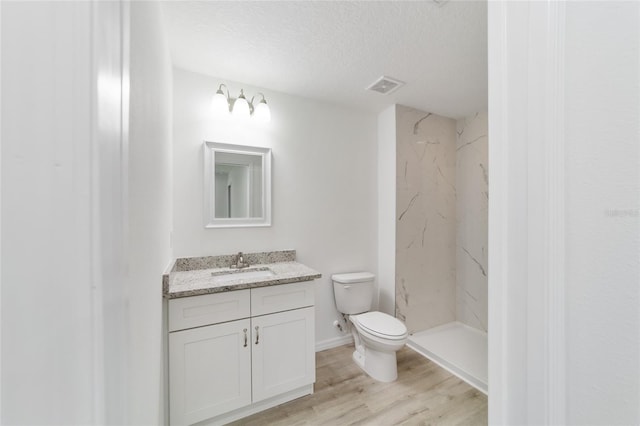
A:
[[395, 105, 457, 333], [456, 112, 488, 332], [395, 106, 488, 334]]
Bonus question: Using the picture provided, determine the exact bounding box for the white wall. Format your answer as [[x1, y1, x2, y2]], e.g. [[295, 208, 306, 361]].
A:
[[377, 105, 396, 315], [564, 2, 639, 424], [1, 1, 128, 423], [128, 2, 173, 424], [172, 68, 378, 348], [488, 1, 639, 424]]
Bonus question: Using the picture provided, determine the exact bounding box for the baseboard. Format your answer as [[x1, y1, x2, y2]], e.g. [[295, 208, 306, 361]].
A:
[[195, 385, 313, 426], [315, 335, 353, 352], [407, 340, 488, 395]]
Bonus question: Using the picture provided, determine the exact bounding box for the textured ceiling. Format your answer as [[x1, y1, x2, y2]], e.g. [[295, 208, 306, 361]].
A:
[[161, 1, 487, 118]]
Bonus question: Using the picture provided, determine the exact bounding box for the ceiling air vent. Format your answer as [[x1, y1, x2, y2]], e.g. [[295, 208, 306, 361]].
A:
[[366, 76, 405, 95]]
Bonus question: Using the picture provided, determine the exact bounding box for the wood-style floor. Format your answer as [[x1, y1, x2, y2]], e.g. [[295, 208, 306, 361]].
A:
[[229, 344, 487, 426]]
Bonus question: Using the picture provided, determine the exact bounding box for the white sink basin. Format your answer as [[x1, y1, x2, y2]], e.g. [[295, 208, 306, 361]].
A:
[[211, 268, 275, 284]]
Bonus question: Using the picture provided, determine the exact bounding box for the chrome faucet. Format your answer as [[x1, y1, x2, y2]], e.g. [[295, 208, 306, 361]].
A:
[[231, 252, 250, 269]]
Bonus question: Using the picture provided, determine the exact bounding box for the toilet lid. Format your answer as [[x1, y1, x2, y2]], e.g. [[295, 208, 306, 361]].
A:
[[354, 311, 407, 338]]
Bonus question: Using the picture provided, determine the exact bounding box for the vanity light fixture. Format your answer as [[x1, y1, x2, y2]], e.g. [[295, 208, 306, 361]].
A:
[[211, 84, 271, 123]]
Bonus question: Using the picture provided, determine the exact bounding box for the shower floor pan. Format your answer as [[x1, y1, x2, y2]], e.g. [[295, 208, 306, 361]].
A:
[[407, 321, 487, 394]]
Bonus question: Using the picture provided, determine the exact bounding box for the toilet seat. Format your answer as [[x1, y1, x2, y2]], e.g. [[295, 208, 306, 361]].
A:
[[352, 311, 408, 340]]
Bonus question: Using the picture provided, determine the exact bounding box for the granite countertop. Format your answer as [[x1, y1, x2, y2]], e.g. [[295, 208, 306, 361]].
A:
[[163, 250, 321, 299]]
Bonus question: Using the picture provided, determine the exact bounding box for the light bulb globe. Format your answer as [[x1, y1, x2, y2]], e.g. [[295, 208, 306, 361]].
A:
[[211, 91, 230, 117], [253, 100, 271, 123], [232, 96, 251, 119]]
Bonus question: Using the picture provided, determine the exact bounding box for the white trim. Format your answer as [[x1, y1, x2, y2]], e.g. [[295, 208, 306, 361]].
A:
[[0, 1, 3, 418], [121, 3, 131, 420], [90, 0, 106, 420], [488, 1, 567, 424], [543, 2, 566, 424], [91, 1, 130, 421], [487, 1, 509, 423], [315, 335, 353, 352]]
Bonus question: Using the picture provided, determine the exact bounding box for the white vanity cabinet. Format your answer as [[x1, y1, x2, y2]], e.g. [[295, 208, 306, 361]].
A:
[[251, 307, 315, 402], [168, 282, 315, 426], [169, 319, 252, 425]]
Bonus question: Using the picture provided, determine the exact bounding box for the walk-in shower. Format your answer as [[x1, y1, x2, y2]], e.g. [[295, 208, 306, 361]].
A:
[[394, 107, 488, 393]]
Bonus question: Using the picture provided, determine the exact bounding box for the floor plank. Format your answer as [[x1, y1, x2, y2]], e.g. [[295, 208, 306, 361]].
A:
[[228, 344, 487, 426]]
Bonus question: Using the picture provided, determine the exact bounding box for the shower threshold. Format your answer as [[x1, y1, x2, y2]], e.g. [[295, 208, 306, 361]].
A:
[[407, 321, 487, 394]]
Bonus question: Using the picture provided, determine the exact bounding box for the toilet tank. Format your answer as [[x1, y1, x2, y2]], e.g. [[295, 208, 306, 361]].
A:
[[332, 272, 375, 314]]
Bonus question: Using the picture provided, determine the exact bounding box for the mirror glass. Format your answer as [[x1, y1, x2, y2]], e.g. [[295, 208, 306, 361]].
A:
[[204, 142, 271, 228]]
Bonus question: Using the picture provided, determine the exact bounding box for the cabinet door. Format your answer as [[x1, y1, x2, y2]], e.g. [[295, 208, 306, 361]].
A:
[[251, 307, 315, 402], [169, 319, 251, 425]]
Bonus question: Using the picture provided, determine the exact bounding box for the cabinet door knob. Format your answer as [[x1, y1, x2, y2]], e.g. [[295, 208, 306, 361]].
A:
[[243, 328, 248, 347], [255, 326, 260, 345]]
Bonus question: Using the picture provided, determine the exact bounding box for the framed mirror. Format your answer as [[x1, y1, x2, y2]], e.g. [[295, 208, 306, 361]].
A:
[[203, 141, 272, 228]]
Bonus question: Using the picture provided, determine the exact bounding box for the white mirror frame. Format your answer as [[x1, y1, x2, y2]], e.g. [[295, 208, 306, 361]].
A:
[[203, 141, 272, 228]]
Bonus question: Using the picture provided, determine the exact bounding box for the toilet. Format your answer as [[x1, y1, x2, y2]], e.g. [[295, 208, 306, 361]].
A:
[[332, 272, 408, 382]]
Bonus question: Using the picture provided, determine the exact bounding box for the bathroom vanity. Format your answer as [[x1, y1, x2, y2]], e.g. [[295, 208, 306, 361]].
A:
[[163, 250, 321, 426]]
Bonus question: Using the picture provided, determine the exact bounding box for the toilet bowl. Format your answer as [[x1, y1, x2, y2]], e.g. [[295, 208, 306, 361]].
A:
[[332, 272, 408, 382], [349, 311, 408, 382]]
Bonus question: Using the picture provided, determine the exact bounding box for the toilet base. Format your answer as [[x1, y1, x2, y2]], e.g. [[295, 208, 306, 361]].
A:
[[348, 316, 404, 383], [352, 340, 399, 383], [357, 347, 398, 382], [352, 349, 365, 370]]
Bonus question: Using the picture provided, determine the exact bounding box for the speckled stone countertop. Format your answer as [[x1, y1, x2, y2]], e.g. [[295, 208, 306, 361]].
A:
[[163, 250, 321, 299]]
